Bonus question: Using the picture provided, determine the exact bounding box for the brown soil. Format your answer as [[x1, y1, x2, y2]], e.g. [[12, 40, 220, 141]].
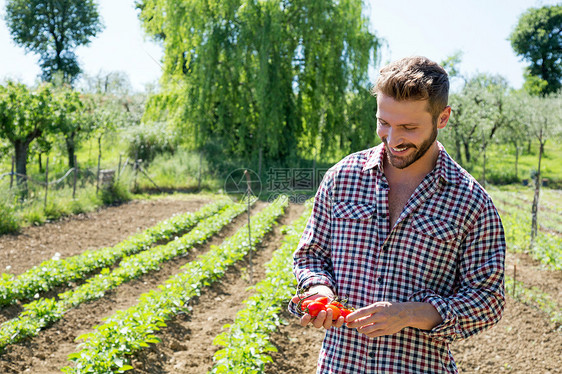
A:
[[505, 251, 562, 307], [0, 195, 214, 276], [129, 203, 305, 374], [0, 196, 560, 374]]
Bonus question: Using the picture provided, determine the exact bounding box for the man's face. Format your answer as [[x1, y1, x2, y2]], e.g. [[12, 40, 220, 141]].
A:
[[376, 94, 447, 170]]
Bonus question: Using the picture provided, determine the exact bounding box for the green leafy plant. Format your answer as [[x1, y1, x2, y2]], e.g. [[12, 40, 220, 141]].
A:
[[60, 196, 288, 373], [0, 199, 228, 306], [210, 200, 312, 373]]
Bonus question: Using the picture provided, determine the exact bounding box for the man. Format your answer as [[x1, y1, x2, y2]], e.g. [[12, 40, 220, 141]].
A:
[[289, 56, 505, 373]]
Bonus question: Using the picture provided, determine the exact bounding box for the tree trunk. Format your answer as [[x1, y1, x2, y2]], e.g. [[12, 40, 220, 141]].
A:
[[513, 141, 519, 180], [454, 137, 462, 165], [66, 132, 76, 169], [481, 141, 487, 188], [463, 140, 471, 163], [14, 140, 30, 190], [38, 152, 43, 173], [530, 139, 544, 246]]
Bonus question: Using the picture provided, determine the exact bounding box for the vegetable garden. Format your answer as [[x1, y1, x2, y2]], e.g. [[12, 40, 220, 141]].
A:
[[0, 187, 559, 373]]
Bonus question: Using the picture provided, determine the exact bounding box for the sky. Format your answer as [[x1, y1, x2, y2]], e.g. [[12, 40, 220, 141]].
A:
[[0, 0, 559, 92]]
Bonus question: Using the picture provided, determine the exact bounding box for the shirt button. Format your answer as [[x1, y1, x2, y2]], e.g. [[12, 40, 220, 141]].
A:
[[377, 277, 383, 285], [369, 351, 376, 358], [382, 243, 389, 252]]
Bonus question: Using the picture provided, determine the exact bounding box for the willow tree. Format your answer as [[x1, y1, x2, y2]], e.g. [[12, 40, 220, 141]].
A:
[[137, 0, 380, 168]]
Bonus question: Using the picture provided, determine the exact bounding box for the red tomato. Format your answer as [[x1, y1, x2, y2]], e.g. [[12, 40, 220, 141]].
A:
[[326, 304, 341, 320], [307, 301, 326, 317], [330, 301, 344, 308], [315, 296, 329, 305], [340, 308, 352, 320], [301, 299, 314, 311]]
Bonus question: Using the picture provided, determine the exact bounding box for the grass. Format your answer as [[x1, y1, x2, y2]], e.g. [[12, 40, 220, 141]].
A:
[[463, 141, 562, 187]]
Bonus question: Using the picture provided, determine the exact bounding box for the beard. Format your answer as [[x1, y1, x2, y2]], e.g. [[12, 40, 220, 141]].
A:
[[384, 125, 438, 170]]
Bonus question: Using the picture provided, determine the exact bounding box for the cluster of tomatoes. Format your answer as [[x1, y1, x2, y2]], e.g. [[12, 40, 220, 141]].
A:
[[297, 294, 354, 321]]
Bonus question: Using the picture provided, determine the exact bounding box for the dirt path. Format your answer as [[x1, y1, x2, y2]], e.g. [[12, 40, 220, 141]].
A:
[[0, 195, 214, 276], [505, 251, 562, 307], [266, 296, 562, 374], [0, 200, 268, 374], [129, 203, 305, 374]]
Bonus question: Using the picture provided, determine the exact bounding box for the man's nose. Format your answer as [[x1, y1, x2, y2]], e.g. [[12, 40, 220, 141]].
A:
[[385, 128, 402, 147]]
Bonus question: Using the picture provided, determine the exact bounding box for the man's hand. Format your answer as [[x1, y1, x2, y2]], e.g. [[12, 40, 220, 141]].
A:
[[291, 285, 345, 330], [345, 301, 443, 338]]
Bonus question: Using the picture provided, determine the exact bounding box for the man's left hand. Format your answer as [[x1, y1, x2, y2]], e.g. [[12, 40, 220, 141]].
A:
[[345, 301, 410, 338]]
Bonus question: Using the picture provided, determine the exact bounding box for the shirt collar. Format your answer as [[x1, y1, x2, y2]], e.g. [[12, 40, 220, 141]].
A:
[[362, 141, 461, 185]]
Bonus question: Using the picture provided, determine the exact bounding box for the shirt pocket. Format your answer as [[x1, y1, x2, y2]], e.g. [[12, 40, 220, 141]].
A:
[[410, 214, 458, 243], [331, 201, 378, 293], [405, 214, 460, 294]]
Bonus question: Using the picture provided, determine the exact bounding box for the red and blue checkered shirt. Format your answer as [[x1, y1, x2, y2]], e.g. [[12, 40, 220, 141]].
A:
[[290, 142, 505, 373]]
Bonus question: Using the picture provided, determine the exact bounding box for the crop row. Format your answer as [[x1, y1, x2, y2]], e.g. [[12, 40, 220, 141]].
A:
[[505, 275, 561, 326], [489, 187, 562, 215], [0, 199, 229, 306], [497, 202, 562, 270], [491, 192, 562, 235], [0, 200, 250, 350], [210, 200, 311, 373], [61, 196, 288, 374]]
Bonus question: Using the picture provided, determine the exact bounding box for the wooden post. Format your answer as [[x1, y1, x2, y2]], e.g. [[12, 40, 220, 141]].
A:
[[10, 156, 14, 189], [245, 170, 253, 283], [73, 155, 78, 199], [44, 157, 49, 211], [96, 136, 102, 194], [197, 151, 202, 190], [513, 265, 516, 298], [117, 154, 122, 180], [134, 150, 139, 192]]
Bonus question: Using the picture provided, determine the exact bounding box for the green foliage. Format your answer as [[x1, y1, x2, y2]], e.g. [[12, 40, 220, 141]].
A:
[[0, 199, 242, 351], [138, 0, 381, 167], [100, 179, 133, 205], [0, 193, 19, 235], [4, 0, 103, 84], [124, 122, 177, 164], [211, 200, 312, 373], [0, 199, 228, 307], [509, 4, 562, 95], [60, 196, 287, 373], [489, 187, 562, 270], [0, 82, 59, 187]]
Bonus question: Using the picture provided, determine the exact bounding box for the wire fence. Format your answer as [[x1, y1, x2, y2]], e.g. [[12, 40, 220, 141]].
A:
[[0, 155, 162, 211]]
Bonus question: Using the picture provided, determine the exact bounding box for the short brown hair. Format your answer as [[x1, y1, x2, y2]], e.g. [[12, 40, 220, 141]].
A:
[[372, 56, 449, 124]]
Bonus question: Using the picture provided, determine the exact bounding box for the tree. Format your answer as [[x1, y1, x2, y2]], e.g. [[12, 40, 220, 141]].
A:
[[496, 91, 529, 181], [137, 0, 381, 169], [4, 0, 103, 84], [52, 87, 86, 169], [510, 4, 562, 95], [0, 82, 58, 188], [522, 93, 562, 244]]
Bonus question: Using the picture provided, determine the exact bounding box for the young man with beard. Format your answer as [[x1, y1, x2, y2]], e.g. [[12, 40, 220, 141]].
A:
[[289, 56, 505, 373]]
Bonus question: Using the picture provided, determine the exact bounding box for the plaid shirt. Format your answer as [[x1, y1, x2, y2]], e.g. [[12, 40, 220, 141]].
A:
[[290, 142, 505, 373]]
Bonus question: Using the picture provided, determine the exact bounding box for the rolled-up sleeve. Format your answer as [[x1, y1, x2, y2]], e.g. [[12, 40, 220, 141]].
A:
[[288, 171, 337, 316], [409, 199, 506, 342]]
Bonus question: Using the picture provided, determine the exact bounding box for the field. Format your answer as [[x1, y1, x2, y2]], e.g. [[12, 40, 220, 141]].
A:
[[0, 189, 560, 373]]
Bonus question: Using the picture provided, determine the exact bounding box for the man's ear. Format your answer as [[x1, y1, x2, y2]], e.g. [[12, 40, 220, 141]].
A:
[[437, 106, 452, 129]]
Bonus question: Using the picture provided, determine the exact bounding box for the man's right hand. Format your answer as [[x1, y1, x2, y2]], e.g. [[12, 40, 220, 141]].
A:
[[291, 285, 345, 330]]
